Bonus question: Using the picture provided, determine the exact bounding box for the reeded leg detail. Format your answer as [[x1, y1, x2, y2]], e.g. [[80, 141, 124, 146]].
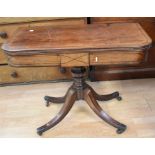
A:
[[84, 88, 126, 134], [86, 84, 122, 101], [37, 67, 126, 135], [37, 88, 77, 136], [44, 86, 73, 106], [44, 96, 66, 106]]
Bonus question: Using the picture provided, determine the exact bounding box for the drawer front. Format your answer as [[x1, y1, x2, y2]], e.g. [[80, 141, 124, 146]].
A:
[[90, 51, 145, 65], [60, 53, 89, 67], [7, 54, 60, 67], [0, 65, 71, 84], [0, 49, 7, 64]]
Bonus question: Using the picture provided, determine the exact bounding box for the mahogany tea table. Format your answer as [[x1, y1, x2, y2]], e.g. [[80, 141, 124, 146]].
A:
[[2, 23, 152, 136]]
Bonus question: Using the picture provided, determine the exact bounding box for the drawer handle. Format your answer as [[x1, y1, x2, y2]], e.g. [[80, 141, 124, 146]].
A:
[[95, 57, 98, 62], [10, 71, 18, 78], [59, 67, 66, 74], [0, 32, 8, 39]]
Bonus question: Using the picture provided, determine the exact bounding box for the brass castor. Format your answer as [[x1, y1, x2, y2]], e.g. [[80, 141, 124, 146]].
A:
[[37, 130, 43, 136], [117, 96, 122, 101], [116, 125, 127, 134], [45, 101, 50, 107], [44, 96, 51, 107]]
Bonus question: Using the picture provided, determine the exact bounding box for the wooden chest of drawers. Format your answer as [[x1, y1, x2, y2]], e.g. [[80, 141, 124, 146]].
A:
[[0, 66, 71, 84], [0, 17, 86, 85]]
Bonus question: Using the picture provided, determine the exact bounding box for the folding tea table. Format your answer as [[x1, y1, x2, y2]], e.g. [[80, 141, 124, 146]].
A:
[[2, 23, 152, 135]]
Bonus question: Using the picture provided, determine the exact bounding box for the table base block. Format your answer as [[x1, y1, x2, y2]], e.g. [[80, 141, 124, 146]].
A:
[[37, 67, 127, 136]]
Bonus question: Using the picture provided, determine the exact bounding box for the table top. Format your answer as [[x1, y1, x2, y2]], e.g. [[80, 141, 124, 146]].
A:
[[2, 23, 152, 55]]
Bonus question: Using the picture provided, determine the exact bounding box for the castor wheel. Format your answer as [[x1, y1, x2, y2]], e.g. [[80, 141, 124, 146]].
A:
[[37, 130, 43, 136], [46, 101, 50, 107], [44, 96, 50, 107], [117, 96, 122, 101], [116, 125, 127, 134]]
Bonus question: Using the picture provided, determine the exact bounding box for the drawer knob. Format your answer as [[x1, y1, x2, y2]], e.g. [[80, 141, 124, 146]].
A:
[[0, 32, 8, 39], [95, 57, 98, 62], [59, 67, 66, 74], [11, 71, 18, 78]]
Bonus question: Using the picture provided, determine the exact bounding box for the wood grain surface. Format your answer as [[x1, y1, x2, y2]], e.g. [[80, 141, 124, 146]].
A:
[[0, 17, 85, 84], [0, 65, 71, 84], [90, 51, 145, 65], [0, 18, 85, 44], [2, 23, 151, 53], [7, 54, 60, 66], [0, 78, 155, 137], [0, 17, 70, 25], [60, 53, 89, 67], [90, 17, 155, 24], [88, 17, 155, 81], [0, 49, 7, 64]]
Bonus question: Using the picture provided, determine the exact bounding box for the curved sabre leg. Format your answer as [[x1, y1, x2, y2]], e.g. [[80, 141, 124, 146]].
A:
[[44, 86, 73, 106], [84, 88, 127, 134], [86, 84, 122, 101], [44, 96, 66, 106], [37, 88, 77, 136]]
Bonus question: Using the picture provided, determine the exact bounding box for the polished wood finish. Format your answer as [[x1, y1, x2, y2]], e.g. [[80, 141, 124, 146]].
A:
[[60, 53, 89, 67], [2, 22, 151, 135], [0, 17, 68, 25], [37, 87, 77, 135], [90, 17, 155, 24], [83, 88, 126, 134], [7, 54, 60, 67], [90, 17, 155, 81], [0, 17, 85, 84], [0, 18, 85, 45], [0, 51, 7, 64], [2, 23, 151, 53], [0, 65, 71, 85], [90, 51, 145, 65], [2, 23, 151, 68], [37, 67, 126, 135], [1, 18, 155, 83], [5, 50, 146, 67]]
